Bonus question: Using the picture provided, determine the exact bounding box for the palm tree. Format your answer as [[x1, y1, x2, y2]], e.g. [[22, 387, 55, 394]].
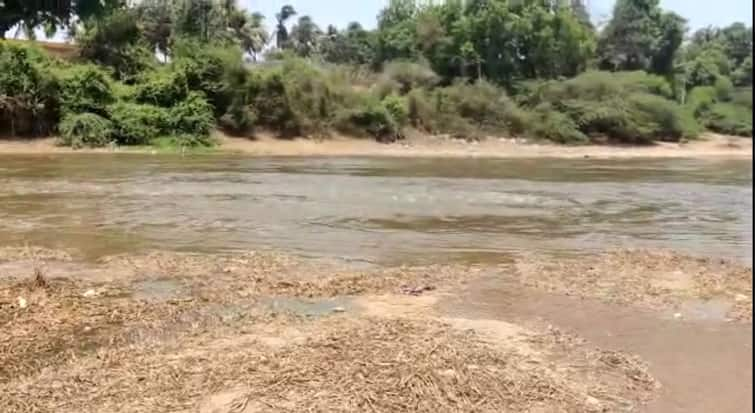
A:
[[275, 5, 296, 49], [290, 15, 321, 57], [228, 10, 269, 61]]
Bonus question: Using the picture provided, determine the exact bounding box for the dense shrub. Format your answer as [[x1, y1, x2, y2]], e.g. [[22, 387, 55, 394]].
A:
[[623, 93, 700, 142], [134, 67, 189, 106], [524, 71, 699, 143], [246, 69, 301, 136], [530, 104, 588, 144], [335, 102, 401, 142], [108, 102, 168, 145], [58, 113, 114, 148], [687, 84, 752, 137], [56, 64, 114, 115], [0, 43, 59, 136], [382, 94, 409, 127], [168, 92, 215, 136], [380, 60, 440, 95], [404, 81, 529, 139], [172, 40, 245, 117], [701, 103, 752, 136]]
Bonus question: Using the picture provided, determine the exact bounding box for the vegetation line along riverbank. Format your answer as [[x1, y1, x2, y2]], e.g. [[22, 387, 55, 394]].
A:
[[1, 0, 752, 151]]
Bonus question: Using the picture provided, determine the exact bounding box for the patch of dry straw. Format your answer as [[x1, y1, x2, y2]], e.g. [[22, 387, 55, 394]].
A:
[[515, 249, 752, 321]]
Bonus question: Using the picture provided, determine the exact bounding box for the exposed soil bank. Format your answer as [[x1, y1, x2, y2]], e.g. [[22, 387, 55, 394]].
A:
[[0, 132, 751, 159], [0, 247, 751, 412]]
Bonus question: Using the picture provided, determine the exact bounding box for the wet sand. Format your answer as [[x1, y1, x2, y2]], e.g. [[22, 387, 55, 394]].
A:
[[0, 248, 751, 412], [0, 132, 751, 159]]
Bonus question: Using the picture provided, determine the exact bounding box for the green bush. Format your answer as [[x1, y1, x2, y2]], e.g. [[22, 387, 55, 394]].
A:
[[173, 40, 245, 116], [219, 99, 256, 134], [524, 71, 698, 143], [381, 60, 440, 95], [109, 102, 168, 145], [0, 43, 60, 136], [58, 113, 114, 148], [624, 93, 700, 142], [687, 86, 717, 115], [701, 103, 753, 136], [335, 98, 401, 142], [530, 104, 588, 144], [169, 92, 215, 137], [382, 94, 409, 127], [56, 64, 114, 115], [732, 88, 753, 108], [135, 67, 189, 106], [246, 69, 301, 136], [714, 76, 735, 101]]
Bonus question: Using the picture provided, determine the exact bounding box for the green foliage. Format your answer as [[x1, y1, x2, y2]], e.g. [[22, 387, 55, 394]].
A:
[[381, 60, 439, 94], [172, 40, 244, 116], [525, 71, 698, 143], [77, 9, 156, 81], [624, 93, 700, 141], [56, 64, 114, 115], [3, 1, 752, 148], [0, 42, 59, 136], [58, 112, 114, 148], [335, 98, 401, 142], [714, 76, 735, 101], [108, 102, 168, 145], [598, 0, 687, 76], [168, 92, 215, 136], [530, 104, 589, 144], [382, 94, 409, 127], [686, 86, 717, 115], [0, 0, 119, 38], [135, 67, 189, 106], [701, 103, 753, 136]]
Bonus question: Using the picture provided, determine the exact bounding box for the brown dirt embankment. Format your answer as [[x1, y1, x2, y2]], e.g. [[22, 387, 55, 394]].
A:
[[0, 132, 751, 159]]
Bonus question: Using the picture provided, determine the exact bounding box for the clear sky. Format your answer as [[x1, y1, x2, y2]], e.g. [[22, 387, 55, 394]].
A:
[[244, 0, 753, 31]]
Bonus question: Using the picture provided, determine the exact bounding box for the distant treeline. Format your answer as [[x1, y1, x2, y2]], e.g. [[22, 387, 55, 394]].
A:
[[0, 0, 751, 147]]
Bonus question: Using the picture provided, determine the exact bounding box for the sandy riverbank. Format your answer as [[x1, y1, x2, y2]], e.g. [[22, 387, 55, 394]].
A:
[[0, 247, 751, 412], [0, 132, 751, 159]]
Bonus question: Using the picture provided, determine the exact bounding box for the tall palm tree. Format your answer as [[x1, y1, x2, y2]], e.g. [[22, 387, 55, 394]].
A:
[[228, 10, 269, 61], [275, 4, 296, 49], [290, 15, 321, 57]]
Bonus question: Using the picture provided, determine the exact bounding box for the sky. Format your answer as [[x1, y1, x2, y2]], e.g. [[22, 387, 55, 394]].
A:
[[244, 0, 753, 31]]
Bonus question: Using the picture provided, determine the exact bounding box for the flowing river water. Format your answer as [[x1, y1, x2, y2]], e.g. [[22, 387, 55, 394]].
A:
[[0, 154, 752, 264]]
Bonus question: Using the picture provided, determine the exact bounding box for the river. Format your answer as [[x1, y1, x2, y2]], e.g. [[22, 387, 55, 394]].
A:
[[0, 154, 751, 264]]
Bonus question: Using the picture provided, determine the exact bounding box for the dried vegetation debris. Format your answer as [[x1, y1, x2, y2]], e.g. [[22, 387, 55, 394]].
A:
[[0, 249, 662, 413], [514, 249, 753, 321], [1, 314, 656, 413]]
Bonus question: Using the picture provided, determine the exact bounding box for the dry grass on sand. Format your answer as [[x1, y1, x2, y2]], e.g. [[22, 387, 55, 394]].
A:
[[514, 249, 753, 321], [0, 250, 660, 412]]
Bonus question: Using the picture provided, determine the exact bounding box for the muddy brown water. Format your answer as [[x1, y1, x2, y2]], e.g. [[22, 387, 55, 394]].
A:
[[0, 154, 751, 265], [0, 154, 752, 412]]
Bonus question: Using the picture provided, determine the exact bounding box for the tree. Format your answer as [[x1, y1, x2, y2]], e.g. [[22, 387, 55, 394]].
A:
[[275, 5, 297, 49], [320, 22, 377, 65], [598, 0, 687, 76], [0, 0, 122, 39], [289, 16, 321, 57], [228, 10, 269, 61], [136, 0, 173, 58], [77, 9, 155, 81]]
